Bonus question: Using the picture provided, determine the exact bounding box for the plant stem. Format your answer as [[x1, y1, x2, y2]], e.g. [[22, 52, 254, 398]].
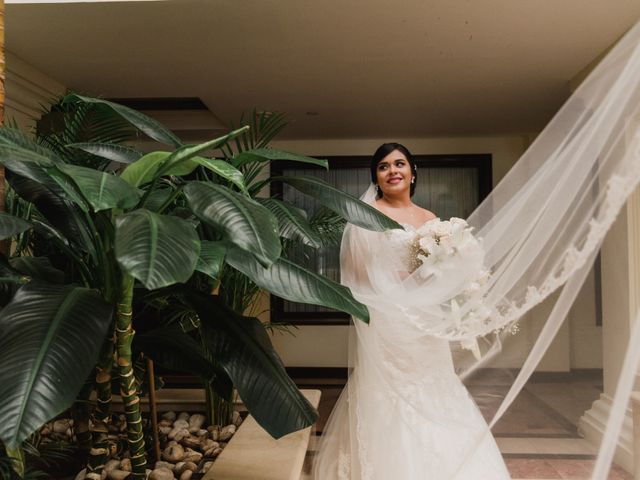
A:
[[72, 380, 93, 453], [86, 328, 115, 479], [116, 274, 147, 478], [146, 357, 161, 463]]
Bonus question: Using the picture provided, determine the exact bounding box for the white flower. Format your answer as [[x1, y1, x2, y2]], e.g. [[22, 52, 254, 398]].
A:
[[418, 236, 437, 253], [433, 220, 452, 238], [416, 218, 440, 236], [449, 217, 468, 234]]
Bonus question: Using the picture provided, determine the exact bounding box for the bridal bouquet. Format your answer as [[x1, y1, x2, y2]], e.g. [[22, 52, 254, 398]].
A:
[[408, 217, 487, 289]]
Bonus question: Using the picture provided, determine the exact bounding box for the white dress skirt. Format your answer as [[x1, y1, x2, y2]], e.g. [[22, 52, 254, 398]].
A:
[[313, 224, 511, 479], [312, 324, 511, 480]]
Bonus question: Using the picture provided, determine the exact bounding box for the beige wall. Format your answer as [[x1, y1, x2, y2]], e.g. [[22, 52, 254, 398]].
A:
[[5, 52, 66, 132]]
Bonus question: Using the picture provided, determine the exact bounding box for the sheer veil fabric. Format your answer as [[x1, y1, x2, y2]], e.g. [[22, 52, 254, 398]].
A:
[[313, 20, 640, 480]]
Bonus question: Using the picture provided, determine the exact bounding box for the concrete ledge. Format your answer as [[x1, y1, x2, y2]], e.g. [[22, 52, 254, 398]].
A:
[[204, 389, 321, 480]]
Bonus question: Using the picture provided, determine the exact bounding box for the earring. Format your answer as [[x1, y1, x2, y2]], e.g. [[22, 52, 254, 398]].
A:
[[375, 184, 380, 194], [411, 177, 415, 184]]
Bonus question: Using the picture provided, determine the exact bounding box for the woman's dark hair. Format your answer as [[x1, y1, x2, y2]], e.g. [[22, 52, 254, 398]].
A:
[[370, 142, 417, 198]]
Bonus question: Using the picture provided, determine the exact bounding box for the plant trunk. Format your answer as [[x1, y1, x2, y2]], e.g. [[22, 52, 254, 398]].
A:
[[86, 330, 116, 479], [116, 274, 146, 478], [72, 380, 93, 454]]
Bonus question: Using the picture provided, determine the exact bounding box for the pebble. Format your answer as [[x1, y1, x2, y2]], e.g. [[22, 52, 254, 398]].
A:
[[154, 461, 174, 472], [179, 471, 192, 480], [177, 412, 190, 422], [162, 444, 185, 462], [180, 436, 200, 449], [148, 468, 173, 480], [173, 419, 189, 429], [103, 459, 120, 475], [53, 419, 71, 434], [108, 470, 130, 480], [161, 411, 176, 422], [119, 458, 131, 472], [183, 449, 202, 464], [188, 414, 205, 430], [232, 411, 241, 426], [219, 424, 236, 441], [74, 468, 87, 480]]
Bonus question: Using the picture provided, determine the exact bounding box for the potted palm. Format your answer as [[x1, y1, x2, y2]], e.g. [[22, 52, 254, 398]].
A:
[[0, 94, 398, 478]]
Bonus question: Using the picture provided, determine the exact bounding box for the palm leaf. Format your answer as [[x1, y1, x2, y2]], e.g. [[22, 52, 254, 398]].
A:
[[195, 241, 226, 279], [0, 213, 31, 240], [120, 152, 192, 188], [276, 175, 401, 231], [233, 148, 328, 169], [10, 258, 65, 284], [225, 247, 369, 322], [115, 209, 201, 290], [54, 163, 141, 212], [0, 283, 113, 448], [192, 157, 247, 193], [185, 291, 318, 438], [67, 143, 143, 164], [66, 94, 182, 148], [183, 182, 281, 266], [134, 324, 233, 401], [258, 198, 321, 247]]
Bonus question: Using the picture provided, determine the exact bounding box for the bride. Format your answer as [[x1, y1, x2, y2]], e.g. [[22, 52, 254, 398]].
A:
[[312, 143, 512, 479], [313, 20, 640, 480]]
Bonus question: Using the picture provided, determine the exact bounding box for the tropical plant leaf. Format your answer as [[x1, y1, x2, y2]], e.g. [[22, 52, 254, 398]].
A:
[[134, 324, 233, 401], [225, 247, 369, 322], [120, 152, 194, 188], [310, 206, 347, 247], [67, 143, 143, 164], [0, 128, 63, 163], [185, 291, 318, 438], [192, 157, 246, 193], [67, 94, 183, 148], [258, 198, 321, 247], [0, 213, 31, 240], [195, 241, 226, 279], [7, 173, 98, 263], [276, 176, 401, 231], [143, 187, 175, 213], [54, 163, 141, 212], [0, 254, 30, 285], [183, 182, 281, 266], [0, 145, 58, 190], [157, 127, 250, 178], [232, 148, 328, 169], [0, 282, 113, 448], [115, 209, 200, 290], [9, 258, 65, 284]]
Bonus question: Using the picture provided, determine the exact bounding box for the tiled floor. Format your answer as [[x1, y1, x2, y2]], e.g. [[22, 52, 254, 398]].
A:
[[298, 372, 633, 479]]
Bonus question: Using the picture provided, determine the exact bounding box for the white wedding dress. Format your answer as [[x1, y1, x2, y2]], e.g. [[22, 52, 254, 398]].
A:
[[313, 222, 511, 479]]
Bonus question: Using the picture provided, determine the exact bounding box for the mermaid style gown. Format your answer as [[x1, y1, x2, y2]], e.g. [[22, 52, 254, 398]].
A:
[[312, 224, 511, 480]]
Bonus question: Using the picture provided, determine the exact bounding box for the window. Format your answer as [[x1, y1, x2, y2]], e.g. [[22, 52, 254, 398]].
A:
[[270, 154, 492, 325]]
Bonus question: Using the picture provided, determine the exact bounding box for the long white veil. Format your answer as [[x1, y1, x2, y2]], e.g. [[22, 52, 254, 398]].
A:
[[314, 19, 640, 480]]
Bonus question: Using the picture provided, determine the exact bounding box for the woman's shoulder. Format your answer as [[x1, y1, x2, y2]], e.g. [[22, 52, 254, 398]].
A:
[[413, 204, 437, 223]]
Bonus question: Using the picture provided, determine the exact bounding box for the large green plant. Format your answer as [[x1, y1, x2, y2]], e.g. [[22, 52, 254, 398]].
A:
[[0, 95, 399, 478]]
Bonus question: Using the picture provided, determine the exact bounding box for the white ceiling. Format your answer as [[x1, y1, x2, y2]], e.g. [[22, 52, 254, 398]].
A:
[[6, 0, 640, 139]]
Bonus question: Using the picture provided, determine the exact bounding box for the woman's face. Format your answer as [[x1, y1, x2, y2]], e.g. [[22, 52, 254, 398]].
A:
[[375, 149, 413, 197]]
